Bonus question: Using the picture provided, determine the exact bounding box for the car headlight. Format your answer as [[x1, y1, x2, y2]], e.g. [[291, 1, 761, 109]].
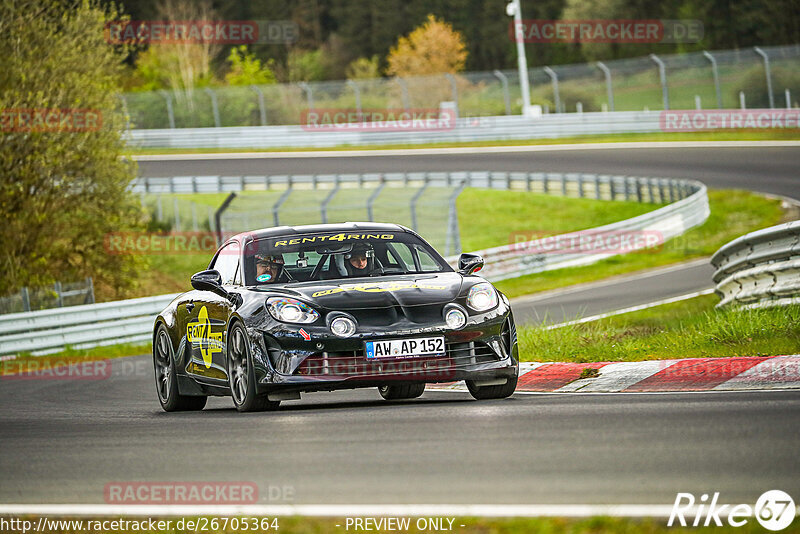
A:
[[266, 297, 319, 324], [445, 307, 467, 329], [466, 282, 498, 312], [330, 316, 357, 338]]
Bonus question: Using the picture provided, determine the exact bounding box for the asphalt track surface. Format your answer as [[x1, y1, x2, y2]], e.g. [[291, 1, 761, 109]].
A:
[[2, 144, 798, 507], [1, 362, 799, 505], [136, 144, 800, 199]]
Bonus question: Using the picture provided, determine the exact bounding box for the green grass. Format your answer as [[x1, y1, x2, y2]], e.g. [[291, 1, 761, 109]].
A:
[[518, 293, 800, 363], [127, 129, 800, 155], [132, 188, 656, 298], [495, 189, 784, 298]]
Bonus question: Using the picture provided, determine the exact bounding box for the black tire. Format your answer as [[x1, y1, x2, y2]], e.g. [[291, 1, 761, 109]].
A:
[[153, 325, 207, 412], [379, 382, 426, 400], [466, 373, 518, 400], [227, 322, 280, 412]]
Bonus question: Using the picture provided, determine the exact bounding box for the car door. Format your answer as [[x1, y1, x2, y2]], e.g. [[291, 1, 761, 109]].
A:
[[186, 240, 240, 382]]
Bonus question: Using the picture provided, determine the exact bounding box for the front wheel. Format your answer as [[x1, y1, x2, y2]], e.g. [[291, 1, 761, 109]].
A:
[[379, 382, 426, 400], [466, 374, 518, 400], [227, 323, 280, 412], [153, 325, 207, 412]]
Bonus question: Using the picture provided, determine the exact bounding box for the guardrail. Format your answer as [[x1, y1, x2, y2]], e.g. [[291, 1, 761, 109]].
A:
[[126, 111, 665, 149], [711, 220, 800, 308], [6, 172, 708, 356], [0, 294, 178, 357]]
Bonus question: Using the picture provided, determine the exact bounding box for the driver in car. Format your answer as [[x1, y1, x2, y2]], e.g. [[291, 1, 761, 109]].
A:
[[344, 243, 374, 277], [255, 254, 285, 283]]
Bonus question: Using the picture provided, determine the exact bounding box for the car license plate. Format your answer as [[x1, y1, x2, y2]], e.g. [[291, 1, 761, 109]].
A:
[[365, 336, 445, 359]]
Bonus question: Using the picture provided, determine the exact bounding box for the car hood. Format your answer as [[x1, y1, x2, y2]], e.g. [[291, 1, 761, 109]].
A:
[[263, 272, 464, 310]]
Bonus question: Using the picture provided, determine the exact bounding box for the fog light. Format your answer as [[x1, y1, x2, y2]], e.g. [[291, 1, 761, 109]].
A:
[[445, 308, 467, 330], [330, 316, 356, 338]]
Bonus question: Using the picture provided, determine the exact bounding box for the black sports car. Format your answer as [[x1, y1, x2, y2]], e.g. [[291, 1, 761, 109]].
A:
[[153, 222, 519, 412]]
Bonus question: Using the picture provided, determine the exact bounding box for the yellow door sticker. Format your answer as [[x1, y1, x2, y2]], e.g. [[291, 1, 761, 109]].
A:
[[186, 306, 223, 368]]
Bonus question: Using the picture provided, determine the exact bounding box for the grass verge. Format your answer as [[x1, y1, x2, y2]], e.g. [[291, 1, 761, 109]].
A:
[[495, 189, 784, 298], [127, 129, 800, 155], [518, 293, 800, 363], [1, 343, 151, 376]]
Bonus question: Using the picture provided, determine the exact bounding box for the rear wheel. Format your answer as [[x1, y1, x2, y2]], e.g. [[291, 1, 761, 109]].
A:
[[153, 325, 207, 412], [379, 382, 426, 400], [228, 322, 280, 412]]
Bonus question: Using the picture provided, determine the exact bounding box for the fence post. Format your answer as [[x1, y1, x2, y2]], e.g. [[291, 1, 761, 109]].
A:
[[54, 281, 63, 308], [739, 91, 746, 109], [394, 77, 410, 111], [298, 82, 314, 110], [560, 174, 566, 196], [21, 287, 30, 312], [250, 85, 267, 125], [787, 89, 792, 109], [594, 175, 601, 200], [445, 182, 466, 256], [191, 202, 199, 231], [444, 73, 459, 116], [320, 181, 340, 224], [543, 66, 560, 113], [753, 47, 775, 109], [208, 206, 215, 232], [159, 90, 175, 129], [649, 54, 669, 110], [366, 181, 386, 222], [215, 193, 237, 245], [118, 94, 131, 129], [702, 51, 722, 109], [596, 62, 614, 111], [577, 174, 584, 198], [493, 70, 511, 115], [695, 95, 702, 110], [86, 277, 95, 304], [410, 178, 430, 232], [346, 80, 362, 117], [156, 195, 163, 222], [272, 187, 292, 227], [173, 197, 180, 230], [648, 178, 655, 203], [204, 87, 221, 128]]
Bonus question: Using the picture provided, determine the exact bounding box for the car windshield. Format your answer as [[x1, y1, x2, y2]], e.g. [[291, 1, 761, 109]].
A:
[[243, 231, 450, 285]]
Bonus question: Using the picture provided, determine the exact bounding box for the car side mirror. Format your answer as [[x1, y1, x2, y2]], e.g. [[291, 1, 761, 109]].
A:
[[458, 253, 484, 275], [190, 269, 228, 298]]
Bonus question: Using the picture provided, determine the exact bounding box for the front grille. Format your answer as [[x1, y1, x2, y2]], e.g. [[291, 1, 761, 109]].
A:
[[293, 340, 500, 378]]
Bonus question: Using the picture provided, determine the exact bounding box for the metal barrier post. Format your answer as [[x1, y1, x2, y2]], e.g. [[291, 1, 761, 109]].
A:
[[250, 85, 267, 125], [649, 54, 669, 110], [493, 70, 511, 115], [86, 277, 95, 305], [754, 47, 775, 109], [54, 281, 63, 308], [445, 182, 466, 256], [173, 197, 180, 230], [204, 87, 221, 127], [596, 62, 614, 111], [272, 187, 292, 228], [159, 90, 175, 129], [702, 51, 722, 109], [543, 66, 560, 113], [21, 287, 30, 312], [215, 193, 237, 245]]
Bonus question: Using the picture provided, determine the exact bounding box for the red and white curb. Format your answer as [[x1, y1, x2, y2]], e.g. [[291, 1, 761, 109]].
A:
[[429, 356, 800, 393]]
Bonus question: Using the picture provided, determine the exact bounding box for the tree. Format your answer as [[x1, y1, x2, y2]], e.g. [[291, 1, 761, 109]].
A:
[[0, 0, 145, 299], [386, 14, 468, 77], [225, 46, 278, 86], [346, 56, 381, 80]]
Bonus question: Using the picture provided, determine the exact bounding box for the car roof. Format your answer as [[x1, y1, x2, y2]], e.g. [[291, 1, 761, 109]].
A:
[[230, 222, 411, 243]]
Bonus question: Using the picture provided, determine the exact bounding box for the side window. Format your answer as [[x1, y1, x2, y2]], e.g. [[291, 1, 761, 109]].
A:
[[387, 243, 415, 270], [415, 247, 439, 271], [212, 242, 240, 285]]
